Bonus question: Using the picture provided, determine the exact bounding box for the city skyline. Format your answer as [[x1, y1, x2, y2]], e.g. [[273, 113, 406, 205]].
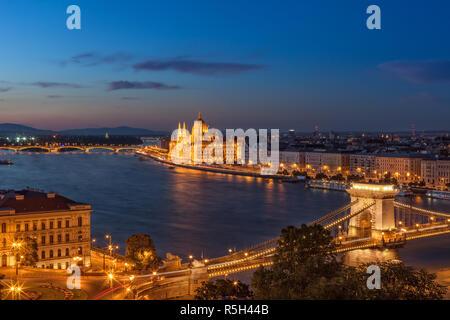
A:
[[1, 1, 450, 131]]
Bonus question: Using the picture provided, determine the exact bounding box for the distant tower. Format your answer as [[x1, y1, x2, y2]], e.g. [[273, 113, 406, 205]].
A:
[[411, 124, 415, 137], [314, 125, 319, 137], [105, 132, 109, 139]]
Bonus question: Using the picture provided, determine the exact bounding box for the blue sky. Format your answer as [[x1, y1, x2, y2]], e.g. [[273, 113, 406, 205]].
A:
[[0, 0, 449, 131]]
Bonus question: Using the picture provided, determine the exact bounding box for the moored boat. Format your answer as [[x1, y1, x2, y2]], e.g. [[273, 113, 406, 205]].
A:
[[0, 160, 13, 165]]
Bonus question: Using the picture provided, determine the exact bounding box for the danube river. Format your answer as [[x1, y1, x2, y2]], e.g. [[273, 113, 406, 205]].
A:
[[1, 152, 449, 273]]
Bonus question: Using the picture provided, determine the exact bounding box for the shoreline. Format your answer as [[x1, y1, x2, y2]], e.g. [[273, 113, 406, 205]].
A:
[[138, 151, 288, 180]]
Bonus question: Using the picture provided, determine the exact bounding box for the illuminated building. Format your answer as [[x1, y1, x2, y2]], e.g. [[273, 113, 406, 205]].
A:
[[0, 189, 91, 269], [350, 154, 377, 178], [421, 159, 450, 188], [169, 112, 243, 165], [375, 154, 421, 183], [304, 151, 350, 175]]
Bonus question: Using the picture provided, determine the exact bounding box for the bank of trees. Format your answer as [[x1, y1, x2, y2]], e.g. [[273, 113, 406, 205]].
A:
[[195, 279, 253, 300]]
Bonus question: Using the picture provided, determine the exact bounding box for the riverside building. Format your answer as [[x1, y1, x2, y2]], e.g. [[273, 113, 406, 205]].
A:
[[0, 189, 91, 269]]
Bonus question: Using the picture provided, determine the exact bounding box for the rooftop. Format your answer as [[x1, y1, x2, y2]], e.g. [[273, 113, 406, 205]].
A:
[[0, 189, 90, 215]]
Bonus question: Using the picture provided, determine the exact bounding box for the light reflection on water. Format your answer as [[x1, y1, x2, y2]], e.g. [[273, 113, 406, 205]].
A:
[[0, 152, 448, 272]]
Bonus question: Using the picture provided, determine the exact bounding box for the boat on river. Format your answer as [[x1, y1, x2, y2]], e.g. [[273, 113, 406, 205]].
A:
[[0, 160, 13, 165]]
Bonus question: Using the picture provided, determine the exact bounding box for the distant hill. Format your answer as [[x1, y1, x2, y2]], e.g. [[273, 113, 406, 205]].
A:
[[0, 123, 166, 136], [0, 123, 55, 135], [60, 126, 164, 136]]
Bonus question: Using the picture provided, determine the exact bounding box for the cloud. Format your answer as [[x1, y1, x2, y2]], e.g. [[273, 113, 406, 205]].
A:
[[0, 87, 12, 93], [378, 60, 450, 83], [133, 58, 265, 76], [121, 97, 141, 100], [108, 81, 181, 91], [31, 82, 83, 89], [61, 52, 133, 67]]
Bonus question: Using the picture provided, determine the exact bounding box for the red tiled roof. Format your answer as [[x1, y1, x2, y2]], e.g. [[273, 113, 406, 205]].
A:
[[0, 190, 83, 214]]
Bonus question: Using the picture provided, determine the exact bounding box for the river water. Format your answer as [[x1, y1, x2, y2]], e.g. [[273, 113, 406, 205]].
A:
[[1, 152, 449, 273]]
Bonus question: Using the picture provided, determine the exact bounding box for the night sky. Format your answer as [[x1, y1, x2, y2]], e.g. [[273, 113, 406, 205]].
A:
[[0, 0, 449, 132]]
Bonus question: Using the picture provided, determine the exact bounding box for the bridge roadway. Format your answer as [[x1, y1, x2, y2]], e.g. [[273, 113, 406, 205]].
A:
[[205, 201, 450, 277], [132, 198, 450, 298], [0, 145, 141, 153]]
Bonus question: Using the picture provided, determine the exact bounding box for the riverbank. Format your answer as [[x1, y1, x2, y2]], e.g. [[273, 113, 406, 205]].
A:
[[138, 151, 287, 180]]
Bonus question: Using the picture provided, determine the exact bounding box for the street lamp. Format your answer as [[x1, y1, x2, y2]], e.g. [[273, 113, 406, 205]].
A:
[[108, 272, 114, 288], [12, 242, 23, 279]]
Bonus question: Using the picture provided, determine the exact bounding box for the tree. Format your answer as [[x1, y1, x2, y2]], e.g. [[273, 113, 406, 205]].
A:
[[125, 234, 161, 271], [11, 237, 38, 267], [21, 237, 38, 266], [315, 173, 328, 180], [330, 173, 344, 181], [353, 261, 447, 300], [195, 279, 253, 300], [347, 174, 364, 182], [251, 224, 341, 299]]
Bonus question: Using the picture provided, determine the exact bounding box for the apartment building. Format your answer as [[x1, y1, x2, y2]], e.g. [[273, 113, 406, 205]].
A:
[[0, 189, 91, 269]]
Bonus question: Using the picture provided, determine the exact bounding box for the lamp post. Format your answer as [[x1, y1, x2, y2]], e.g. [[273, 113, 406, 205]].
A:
[[108, 272, 114, 289], [187, 255, 193, 296], [12, 242, 23, 280]]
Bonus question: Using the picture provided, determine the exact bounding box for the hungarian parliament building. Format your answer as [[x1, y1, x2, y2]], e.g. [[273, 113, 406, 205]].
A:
[[169, 112, 244, 165]]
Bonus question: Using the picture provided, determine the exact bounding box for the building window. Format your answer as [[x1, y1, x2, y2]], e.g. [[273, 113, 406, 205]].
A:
[[65, 234, 70, 242], [33, 223, 37, 231], [41, 236, 46, 245], [25, 223, 29, 232], [65, 262, 69, 269], [78, 217, 82, 227], [78, 232, 82, 241], [49, 221, 54, 229], [2, 238, 6, 248], [41, 222, 46, 230], [49, 250, 53, 258], [2, 223, 6, 233], [78, 247, 82, 254], [16, 224, 20, 232], [41, 251, 46, 259], [66, 220, 70, 228], [57, 249, 61, 257], [58, 263, 61, 269], [58, 234, 62, 243], [49, 235, 54, 244], [58, 221, 62, 229], [65, 248, 69, 256]]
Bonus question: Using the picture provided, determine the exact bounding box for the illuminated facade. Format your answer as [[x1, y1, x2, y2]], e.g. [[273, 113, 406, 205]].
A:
[[169, 112, 243, 164], [350, 154, 377, 178], [347, 183, 398, 239], [304, 151, 350, 175], [0, 189, 91, 269], [421, 159, 450, 188], [375, 155, 421, 183]]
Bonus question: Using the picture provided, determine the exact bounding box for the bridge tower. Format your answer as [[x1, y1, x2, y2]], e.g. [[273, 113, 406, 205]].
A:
[[347, 183, 398, 239]]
